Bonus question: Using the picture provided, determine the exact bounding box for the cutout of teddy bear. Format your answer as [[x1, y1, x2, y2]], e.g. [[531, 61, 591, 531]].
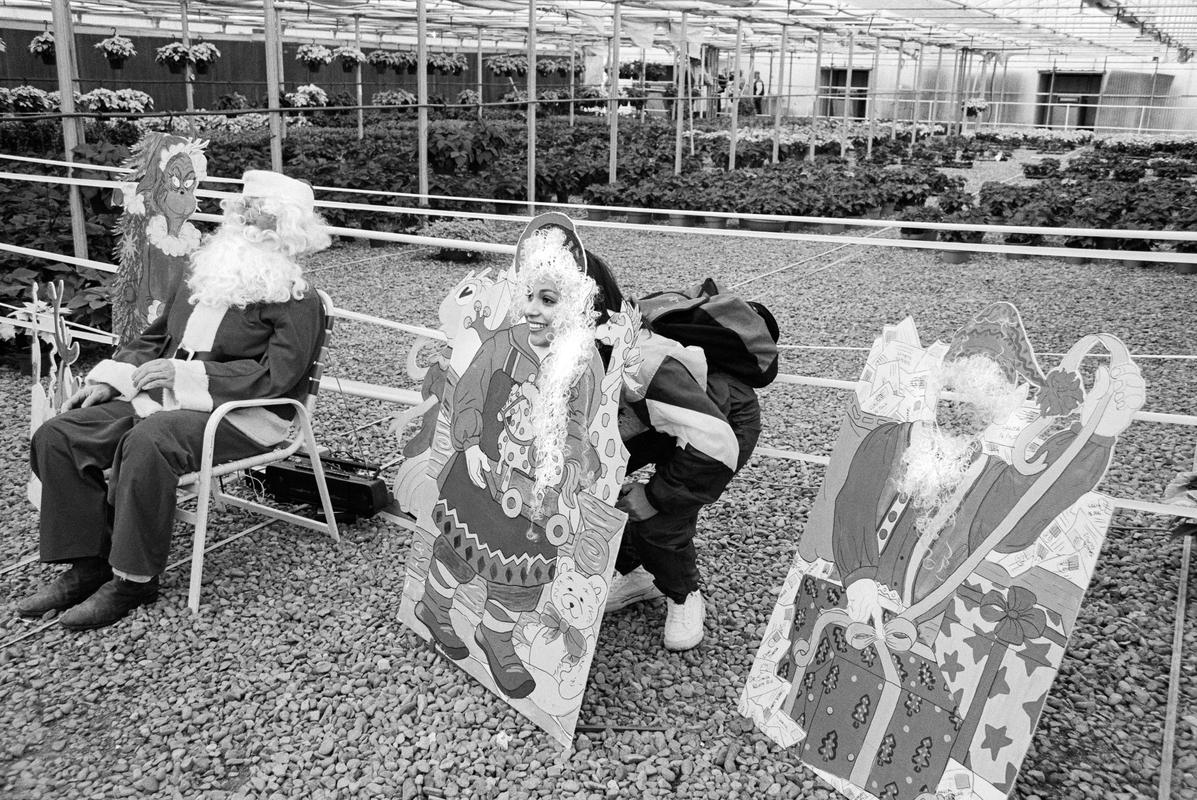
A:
[[516, 556, 606, 716]]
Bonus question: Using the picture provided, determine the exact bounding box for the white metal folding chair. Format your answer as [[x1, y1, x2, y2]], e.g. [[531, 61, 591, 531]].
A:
[[175, 289, 340, 612]]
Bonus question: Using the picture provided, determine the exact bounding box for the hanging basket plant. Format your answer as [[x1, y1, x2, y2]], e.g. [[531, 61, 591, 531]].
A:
[[367, 49, 395, 74], [155, 42, 190, 74], [96, 35, 137, 70], [189, 41, 220, 74], [485, 53, 527, 77], [392, 50, 418, 74], [29, 32, 55, 65], [296, 43, 333, 73], [963, 97, 989, 117], [427, 52, 466, 75], [333, 45, 366, 73], [536, 57, 571, 77]]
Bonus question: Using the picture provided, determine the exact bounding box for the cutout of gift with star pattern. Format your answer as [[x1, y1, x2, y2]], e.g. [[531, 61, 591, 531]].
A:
[[933, 566, 1074, 795]]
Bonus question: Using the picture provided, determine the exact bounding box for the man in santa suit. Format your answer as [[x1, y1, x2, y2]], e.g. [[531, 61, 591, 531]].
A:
[[17, 170, 331, 630]]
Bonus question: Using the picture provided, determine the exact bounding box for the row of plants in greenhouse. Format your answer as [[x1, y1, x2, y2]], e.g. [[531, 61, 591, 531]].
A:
[[0, 31, 587, 78], [2, 113, 1195, 335], [582, 162, 963, 220], [1023, 150, 1197, 180]]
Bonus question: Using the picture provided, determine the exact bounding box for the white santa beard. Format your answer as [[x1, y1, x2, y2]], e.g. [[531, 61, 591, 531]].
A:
[[898, 423, 977, 513], [187, 226, 307, 308]]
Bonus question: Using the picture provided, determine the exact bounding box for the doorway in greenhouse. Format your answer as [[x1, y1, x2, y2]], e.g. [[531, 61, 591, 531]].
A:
[[820, 68, 869, 120], [1036, 72, 1103, 130]]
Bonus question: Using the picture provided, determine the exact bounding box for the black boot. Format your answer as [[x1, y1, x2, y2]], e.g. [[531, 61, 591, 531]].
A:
[[414, 588, 469, 660], [17, 557, 113, 619], [474, 623, 536, 699], [59, 576, 159, 631]]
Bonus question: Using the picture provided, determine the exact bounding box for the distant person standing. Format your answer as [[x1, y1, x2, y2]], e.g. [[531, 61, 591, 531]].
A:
[[752, 72, 766, 115]]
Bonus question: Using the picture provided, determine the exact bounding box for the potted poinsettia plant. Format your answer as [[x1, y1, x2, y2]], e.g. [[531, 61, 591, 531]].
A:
[[366, 49, 395, 74], [189, 41, 220, 74], [898, 205, 943, 241], [333, 45, 366, 73], [963, 96, 988, 117], [95, 35, 136, 69], [485, 53, 527, 77], [392, 50, 418, 74], [155, 42, 190, 73], [29, 32, 55, 64], [427, 52, 466, 75], [296, 43, 333, 73]]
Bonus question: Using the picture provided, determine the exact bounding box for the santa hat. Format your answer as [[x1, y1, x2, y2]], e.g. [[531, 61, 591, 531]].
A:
[[240, 170, 316, 214], [944, 302, 1047, 389]]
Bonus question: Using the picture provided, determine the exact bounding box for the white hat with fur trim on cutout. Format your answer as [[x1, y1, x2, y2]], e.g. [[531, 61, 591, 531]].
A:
[[240, 170, 316, 213]]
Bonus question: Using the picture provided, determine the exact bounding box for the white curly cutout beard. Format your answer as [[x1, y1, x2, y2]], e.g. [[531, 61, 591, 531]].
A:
[[187, 225, 307, 308]]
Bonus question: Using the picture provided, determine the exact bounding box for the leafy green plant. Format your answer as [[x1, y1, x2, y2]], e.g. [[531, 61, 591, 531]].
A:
[[28, 32, 54, 56], [189, 41, 220, 65], [419, 217, 501, 262], [296, 43, 333, 68], [95, 35, 136, 60], [1022, 158, 1060, 179], [155, 42, 190, 66], [427, 52, 467, 75], [216, 92, 250, 110], [938, 209, 986, 244], [372, 89, 417, 107], [485, 54, 528, 77], [897, 205, 943, 237]]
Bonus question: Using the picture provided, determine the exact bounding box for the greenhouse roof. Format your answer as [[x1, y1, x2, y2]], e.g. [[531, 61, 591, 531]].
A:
[[1, 0, 1192, 64]]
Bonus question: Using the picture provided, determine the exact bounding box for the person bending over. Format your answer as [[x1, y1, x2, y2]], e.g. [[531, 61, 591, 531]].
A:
[[604, 265, 776, 652]]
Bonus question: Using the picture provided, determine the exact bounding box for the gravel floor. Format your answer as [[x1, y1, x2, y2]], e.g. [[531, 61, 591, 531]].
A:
[[1, 182, 1195, 800]]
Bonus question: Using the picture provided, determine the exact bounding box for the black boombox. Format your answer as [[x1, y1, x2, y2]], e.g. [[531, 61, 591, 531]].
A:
[[252, 454, 391, 520]]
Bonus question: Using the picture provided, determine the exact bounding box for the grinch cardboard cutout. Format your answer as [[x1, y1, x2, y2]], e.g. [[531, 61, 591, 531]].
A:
[[741, 303, 1145, 800], [111, 132, 207, 344]]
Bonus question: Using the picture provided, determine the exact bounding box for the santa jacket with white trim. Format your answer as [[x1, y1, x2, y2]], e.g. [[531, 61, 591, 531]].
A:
[[619, 328, 760, 517], [87, 281, 324, 446]]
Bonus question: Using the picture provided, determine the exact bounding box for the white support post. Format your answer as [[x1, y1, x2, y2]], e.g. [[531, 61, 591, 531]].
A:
[[931, 45, 944, 124], [263, 0, 284, 172], [608, 3, 621, 185], [841, 30, 854, 159], [867, 36, 880, 157], [180, 0, 195, 112], [908, 44, 925, 157], [477, 30, 484, 121], [891, 39, 904, 141], [639, 46, 647, 120], [808, 30, 823, 162], [568, 35, 576, 127], [746, 46, 756, 120], [417, 0, 429, 203], [50, 0, 87, 260], [998, 55, 1009, 125], [527, 0, 537, 210], [729, 18, 743, 170], [674, 11, 687, 174], [772, 24, 788, 164], [354, 16, 364, 140]]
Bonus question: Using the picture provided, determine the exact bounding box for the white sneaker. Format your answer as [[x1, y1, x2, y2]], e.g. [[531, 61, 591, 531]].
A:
[[663, 590, 705, 651], [604, 567, 664, 613]]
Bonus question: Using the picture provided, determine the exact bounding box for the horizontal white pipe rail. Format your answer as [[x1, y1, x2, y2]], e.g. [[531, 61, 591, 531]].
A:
[[6, 153, 1197, 240], [5, 167, 1195, 264], [4, 237, 1194, 519]]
